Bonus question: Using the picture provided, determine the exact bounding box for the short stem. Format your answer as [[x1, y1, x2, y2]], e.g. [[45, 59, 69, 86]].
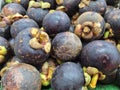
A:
[[83, 26, 91, 34], [89, 74, 99, 88]]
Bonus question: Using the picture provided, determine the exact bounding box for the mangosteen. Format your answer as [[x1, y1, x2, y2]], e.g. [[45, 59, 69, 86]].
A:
[[79, 0, 107, 15], [1, 3, 26, 16], [0, 21, 11, 39], [27, 7, 49, 27], [14, 27, 51, 65], [1, 63, 41, 90], [42, 11, 71, 37], [105, 10, 120, 39], [51, 31, 82, 62], [0, 36, 11, 64], [51, 62, 85, 90], [56, 0, 81, 16], [80, 40, 120, 75], [12, 0, 29, 10], [100, 69, 117, 84], [104, 6, 118, 20], [10, 18, 39, 38], [74, 11, 105, 41]]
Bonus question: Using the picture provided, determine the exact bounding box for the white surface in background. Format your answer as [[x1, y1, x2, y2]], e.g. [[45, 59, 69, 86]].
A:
[[0, 0, 5, 12]]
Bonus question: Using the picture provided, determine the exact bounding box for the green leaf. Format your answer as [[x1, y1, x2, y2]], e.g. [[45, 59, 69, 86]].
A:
[[5, 0, 12, 3], [88, 84, 120, 90]]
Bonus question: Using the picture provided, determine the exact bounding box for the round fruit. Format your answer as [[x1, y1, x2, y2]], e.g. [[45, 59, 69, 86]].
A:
[[105, 9, 120, 39], [1, 63, 41, 90], [51, 62, 85, 90], [14, 27, 51, 65], [10, 18, 39, 38], [27, 8, 48, 27], [51, 31, 82, 62], [79, 0, 107, 15], [1, 3, 26, 16], [75, 11, 105, 41], [42, 11, 71, 37], [56, 0, 81, 16], [80, 40, 120, 75]]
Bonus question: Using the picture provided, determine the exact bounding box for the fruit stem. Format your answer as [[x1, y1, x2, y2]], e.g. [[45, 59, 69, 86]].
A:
[[89, 73, 99, 88]]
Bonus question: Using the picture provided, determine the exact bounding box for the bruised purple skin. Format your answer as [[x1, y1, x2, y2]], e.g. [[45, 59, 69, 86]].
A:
[[42, 11, 70, 37], [51, 62, 84, 90], [1, 63, 41, 90], [105, 10, 120, 39], [79, 0, 107, 15], [14, 28, 50, 65], [76, 11, 105, 40], [1, 3, 26, 16], [51, 32, 82, 61], [27, 8, 48, 27], [80, 40, 120, 75], [10, 18, 39, 38]]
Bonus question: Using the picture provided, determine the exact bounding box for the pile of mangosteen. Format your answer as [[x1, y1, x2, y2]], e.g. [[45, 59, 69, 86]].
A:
[[0, 0, 120, 90]]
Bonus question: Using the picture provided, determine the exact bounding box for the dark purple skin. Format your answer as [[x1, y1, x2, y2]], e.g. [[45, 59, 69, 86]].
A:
[[10, 56, 23, 63], [106, 0, 118, 6], [104, 6, 118, 20], [79, 0, 107, 15], [58, 0, 81, 16], [115, 67, 120, 86], [10, 18, 39, 38], [1, 3, 26, 16], [76, 11, 105, 40], [80, 40, 120, 75], [0, 23, 11, 40], [51, 32, 82, 62], [42, 11, 71, 37], [0, 36, 13, 61], [9, 38, 15, 53], [51, 62, 85, 90], [16, 0, 29, 10], [1, 63, 41, 90], [14, 27, 50, 65], [105, 10, 120, 39], [27, 8, 48, 27], [42, 0, 57, 9], [100, 69, 117, 84]]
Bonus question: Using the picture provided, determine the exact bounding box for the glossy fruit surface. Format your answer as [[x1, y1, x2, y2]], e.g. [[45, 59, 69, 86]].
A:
[[10, 18, 39, 38], [80, 40, 120, 75], [42, 11, 70, 37], [27, 8, 48, 27], [51, 62, 84, 90]]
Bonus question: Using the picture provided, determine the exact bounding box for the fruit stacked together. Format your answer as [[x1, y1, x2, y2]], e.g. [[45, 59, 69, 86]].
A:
[[0, 0, 120, 90]]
